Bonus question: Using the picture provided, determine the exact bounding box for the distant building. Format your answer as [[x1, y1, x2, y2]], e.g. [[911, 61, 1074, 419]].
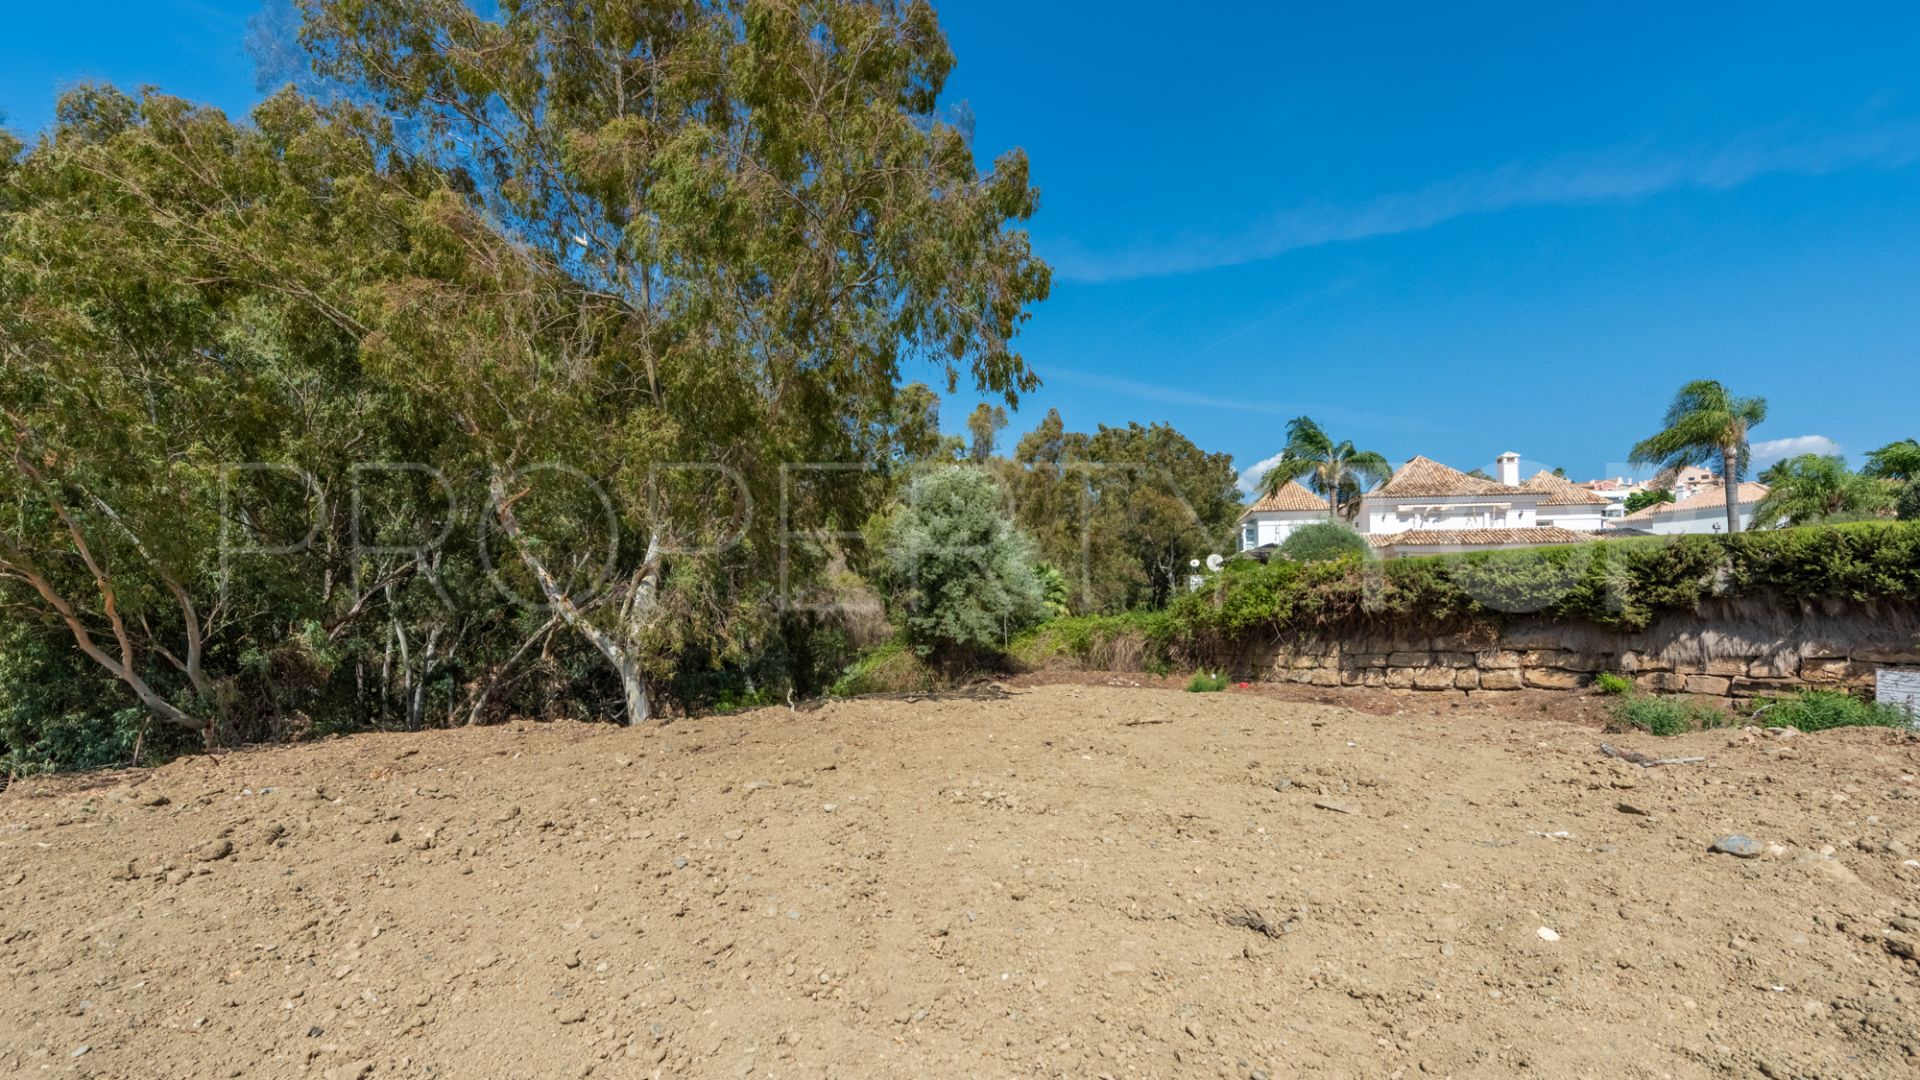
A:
[[1620, 481, 1769, 534], [1521, 470, 1613, 532], [1236, 479, 1332, 551], [1357, 453, 1601, 558], [1235, 450, 1767, 558]]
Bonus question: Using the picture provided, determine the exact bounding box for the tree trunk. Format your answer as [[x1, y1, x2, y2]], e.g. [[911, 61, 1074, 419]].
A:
[[1722, 446, 1742, 533], [490, 476, 653, 725]]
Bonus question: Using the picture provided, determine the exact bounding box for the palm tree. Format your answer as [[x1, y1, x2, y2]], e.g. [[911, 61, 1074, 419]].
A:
[[1260, 416, 1391, 520], [1864, 438, 1920, 481], [1628, 380, 1768, 534], [1752, 454, 1893, 528]]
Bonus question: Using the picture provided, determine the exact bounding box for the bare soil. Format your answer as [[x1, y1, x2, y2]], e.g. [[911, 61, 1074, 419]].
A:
[[3, 684, 1918, 1079]]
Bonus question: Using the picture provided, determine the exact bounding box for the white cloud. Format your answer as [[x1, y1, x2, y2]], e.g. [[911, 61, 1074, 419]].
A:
[[1236, 452, 1287, 496], [1750, 434, 1842, 468], [1050, 122, 1920, 283]]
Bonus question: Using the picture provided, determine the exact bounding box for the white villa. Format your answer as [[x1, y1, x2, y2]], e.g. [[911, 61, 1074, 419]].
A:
[[1620, 481, 1769, 534], [1237, 450, 1751, 559], [1237, 479, 1334, 550], [1357, 453, 1601, 558]]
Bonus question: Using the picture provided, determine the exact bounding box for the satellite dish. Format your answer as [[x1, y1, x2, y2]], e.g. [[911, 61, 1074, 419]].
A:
[[1205, 553, 1225, 572]]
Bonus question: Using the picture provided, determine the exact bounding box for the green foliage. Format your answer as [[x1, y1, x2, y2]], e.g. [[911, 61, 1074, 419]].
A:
[[1277, 522, 1370, 563], [1006, 411, 1241, 613], [1593, 672, 1633, 695], [1, 0, 1050, 769], [1186, 671, 1229, 693], [1033, 562, 1072, 620], [1009, 611, 1179, 673], [1609, 694, 1732, 737], [1900, 482, 1920, 522], [1750, 689, 1913, 732], [1623, 489, 1676, 514], [1167, 523, 1920, 644], [877, 468, 1046, 662], [829, 642, 937, 697], [1864, 439, 1920, 482], [1754, 454, 1893, 528]]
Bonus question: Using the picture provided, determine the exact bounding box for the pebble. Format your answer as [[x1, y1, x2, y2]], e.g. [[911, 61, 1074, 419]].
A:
[[1312, 799, 1359, 816], [1710, 835, 1764, 858], [196, 839, 235, 863], [723, 830, 743, 842], [1536, 926, 1561, 942]]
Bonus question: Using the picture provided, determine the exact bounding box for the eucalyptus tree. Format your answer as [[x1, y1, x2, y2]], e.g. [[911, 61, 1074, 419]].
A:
[[1629, 380, 1768, 534], [293, 0, 1050, 721], [0, 87, 462, 743], [1259, 417, 1390, 519]]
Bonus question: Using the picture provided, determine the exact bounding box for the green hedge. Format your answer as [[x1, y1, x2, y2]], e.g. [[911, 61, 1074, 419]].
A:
[[1007, 525, 1920, 677]]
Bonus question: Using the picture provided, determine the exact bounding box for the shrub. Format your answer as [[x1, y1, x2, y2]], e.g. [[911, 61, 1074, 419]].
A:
[[1277, 522, 1370, 563], [1750, 689, 1913, 732], [1186, 671, 1229, 692], [1609, 694, 1732, 737], [1898, 482, 1920, 522], [829, 642, 938, 696], [1010, 611, 1179, 672], [877, 467, 1047, 663], [1593, 672, 1633, 696]]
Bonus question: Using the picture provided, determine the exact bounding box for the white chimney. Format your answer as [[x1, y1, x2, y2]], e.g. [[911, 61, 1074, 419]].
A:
[[1496, 451, 1521, 488]]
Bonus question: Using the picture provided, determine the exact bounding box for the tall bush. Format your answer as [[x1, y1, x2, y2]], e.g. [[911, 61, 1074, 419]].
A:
[[879, 468, 1047, 663]]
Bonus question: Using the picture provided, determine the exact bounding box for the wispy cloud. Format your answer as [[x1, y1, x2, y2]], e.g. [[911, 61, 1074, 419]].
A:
[[1041, 366, 1423, 432], [1051, 122, 1920, 283], [1750, 434, 1842, 467]]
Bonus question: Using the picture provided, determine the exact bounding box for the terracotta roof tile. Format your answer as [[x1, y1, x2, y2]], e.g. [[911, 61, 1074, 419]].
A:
[[1239, 479, 1329, 517], [1370, 456, 1519, 499], [1521, 470, 1610, 506], [1620, 481, 1770, 521], [1367, 526, 1597, 549]]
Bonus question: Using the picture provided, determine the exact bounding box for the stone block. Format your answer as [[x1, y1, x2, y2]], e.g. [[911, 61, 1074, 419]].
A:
[[1475, 649, 1521, 670], [1454, 668, 1481, 691], [1730, 676, 1790, 698], [1413, 667, 1457, 690], [1635, 672, 1688, 693], [1800, 658, 1869, 684], [1852, 646, 1920, 664], [1384, 667, 1418, 689], [1478, 669, 1523, 691], [1684, 675, 1732, 696], [1308, 668, 1341, 687], [1522, 668, 1585, 690], [1389, 651, 1433, 668]]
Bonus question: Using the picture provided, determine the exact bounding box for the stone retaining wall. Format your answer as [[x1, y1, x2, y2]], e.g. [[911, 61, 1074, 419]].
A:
[[1264, 606, 1920, 699]]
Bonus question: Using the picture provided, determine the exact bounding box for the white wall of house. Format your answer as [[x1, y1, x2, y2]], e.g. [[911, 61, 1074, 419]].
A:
[[1362, 495, 1544, 536], [1239, 512, 1329, 550], [1644, 503, 1760, 535], [1536, 505, 1608, 532]]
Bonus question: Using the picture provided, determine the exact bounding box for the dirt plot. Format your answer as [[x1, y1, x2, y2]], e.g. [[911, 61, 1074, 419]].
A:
[[3, 685, 1919, 1079]]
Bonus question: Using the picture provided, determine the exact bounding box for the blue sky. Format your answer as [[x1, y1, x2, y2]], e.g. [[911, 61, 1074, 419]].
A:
[[6, 3, 1919, 492]]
